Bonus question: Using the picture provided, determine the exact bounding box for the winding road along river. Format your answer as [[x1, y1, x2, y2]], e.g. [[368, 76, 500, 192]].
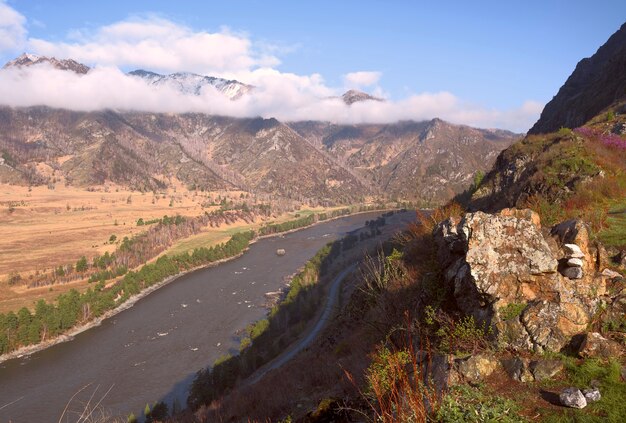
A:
[[0, 212, 393, 422]]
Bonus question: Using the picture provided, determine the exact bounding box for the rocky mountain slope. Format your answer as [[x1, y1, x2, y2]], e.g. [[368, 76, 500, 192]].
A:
[[0, 107, 373, 202], [0, 54, 520, 205], [291, 119, 519, 204], [128, 70, 252, 100], [340, 89, 383, 105], [529, 23, 626, 134], [3, 53, 90, 74]]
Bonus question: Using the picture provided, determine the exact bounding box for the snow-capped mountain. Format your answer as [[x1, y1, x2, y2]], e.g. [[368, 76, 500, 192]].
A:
[[3, 53, 90, 74], [128, 70, 252, 100]]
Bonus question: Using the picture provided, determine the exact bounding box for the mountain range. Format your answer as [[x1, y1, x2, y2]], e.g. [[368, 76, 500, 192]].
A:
[[0, 54, 521, 205]]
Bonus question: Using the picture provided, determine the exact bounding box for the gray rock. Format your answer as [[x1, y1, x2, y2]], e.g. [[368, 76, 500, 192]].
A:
[[564, 243, 585, 259], [562, 266, 584, 279], [501, 357, 533, 382], [560, 387, 587, 409], [583, 387, 601, 402], [530, 359, 564, 381], [567, 257, 584, 268]]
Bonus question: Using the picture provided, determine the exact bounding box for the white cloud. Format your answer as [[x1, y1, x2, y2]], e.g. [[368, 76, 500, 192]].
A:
[[343, 71, 382, 87], [0, 0, 26, 52], [27, 17, 273, 75], [0, 64, 541, 132], [0, 12, 541, 132]]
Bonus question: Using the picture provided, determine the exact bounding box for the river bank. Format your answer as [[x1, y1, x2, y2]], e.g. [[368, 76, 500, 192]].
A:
[[0, 209, 399, 365]]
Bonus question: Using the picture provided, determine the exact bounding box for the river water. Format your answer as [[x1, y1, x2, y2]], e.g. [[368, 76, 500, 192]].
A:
[[0, 212, 394, 422]]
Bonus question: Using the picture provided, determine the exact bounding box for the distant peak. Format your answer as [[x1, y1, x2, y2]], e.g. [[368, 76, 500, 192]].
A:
[[341, 89, 383, 105], [3, 53, 90, 74]]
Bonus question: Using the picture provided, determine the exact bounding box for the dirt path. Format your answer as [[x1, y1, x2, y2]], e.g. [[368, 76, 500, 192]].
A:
[[244, 264, 356, 386]]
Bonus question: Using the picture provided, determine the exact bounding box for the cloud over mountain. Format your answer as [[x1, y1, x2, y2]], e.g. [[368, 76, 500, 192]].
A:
[[0, 4, 542, 131]]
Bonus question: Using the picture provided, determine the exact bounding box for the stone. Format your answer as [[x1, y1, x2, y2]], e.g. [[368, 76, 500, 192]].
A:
[[596, 242, 610, 270], [567, 258, 584, 268], [530, 359, 564, 381], [501, 356, 533, 382], [562, 266, 584, 279], [583, 387, 601, 402], [578, 332, 623, 359], [564, 243, 585, 259], [456, 353, 500, 382], [602, 268, 623, 280], [560, 387, 587, 409]]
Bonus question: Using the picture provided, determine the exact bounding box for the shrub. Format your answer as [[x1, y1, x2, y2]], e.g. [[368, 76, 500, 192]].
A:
[[437, 384, 525, 422], [499, 302, 527, 321]]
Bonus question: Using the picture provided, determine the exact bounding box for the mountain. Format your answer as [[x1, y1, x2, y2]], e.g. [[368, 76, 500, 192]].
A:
[[0, 107, 373, 203], [290, 118, 519, 204], [529, 23, 626, 134], [3, 53, 90, 74], [470, 23, 626, 213], [128, 70, 252, 100], [340, 89, 383, 105]]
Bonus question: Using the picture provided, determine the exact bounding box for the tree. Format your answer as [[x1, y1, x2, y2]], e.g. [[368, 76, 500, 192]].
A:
[[76, 256, 88, 272], [149, 401, 168, 422], [109, 234, 117, 243]]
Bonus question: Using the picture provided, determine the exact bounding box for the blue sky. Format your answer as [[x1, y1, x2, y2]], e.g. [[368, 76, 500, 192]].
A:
[[0, 1, 624, 130]]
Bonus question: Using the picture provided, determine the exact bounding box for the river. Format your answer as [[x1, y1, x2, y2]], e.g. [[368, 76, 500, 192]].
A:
[[0, 212, 398, 422]]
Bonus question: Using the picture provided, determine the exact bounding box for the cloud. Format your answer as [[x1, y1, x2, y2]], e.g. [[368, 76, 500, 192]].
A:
[[0, 12, 541, 131], [0, 0, 26, 52], [0, 64, 541, 132], [343, 71, 382, 87], [27, 17, 274, 74]]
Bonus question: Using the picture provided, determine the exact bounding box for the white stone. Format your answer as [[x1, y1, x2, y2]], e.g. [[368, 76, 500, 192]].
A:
[[602, 268, 622, 279], [560, 387, 587, 408], [562, 266, 584, 279], [567, 258, 584, 267], [564, 243, 585, 258], [583, 387, 601, 402]]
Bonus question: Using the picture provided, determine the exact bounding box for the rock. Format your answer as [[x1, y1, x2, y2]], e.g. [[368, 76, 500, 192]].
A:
[[578, 332, 623, 358], [567, 258, 584, 268], [530, 359, 564, 381], [562, 266, 584, 279], [456, 354, 500, 382], [583, 387, 601, 402], [434, 210, 602, 352], [602, 268, 623, 280], [596, 242, 610, 270], [564, 244, 585, 259], [560, 387, 587, 409], [501, 357, 533, 382]]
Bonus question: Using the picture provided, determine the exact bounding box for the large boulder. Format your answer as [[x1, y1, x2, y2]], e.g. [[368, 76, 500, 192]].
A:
[[434, 209, 608, 352], [578, 332, 623, 359]]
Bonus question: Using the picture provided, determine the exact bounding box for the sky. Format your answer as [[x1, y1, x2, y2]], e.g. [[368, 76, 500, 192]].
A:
[[0, 0, 624, 131]]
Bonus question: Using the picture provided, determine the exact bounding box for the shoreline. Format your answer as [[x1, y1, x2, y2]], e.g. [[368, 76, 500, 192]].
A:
[[0, 208, 398, 365]]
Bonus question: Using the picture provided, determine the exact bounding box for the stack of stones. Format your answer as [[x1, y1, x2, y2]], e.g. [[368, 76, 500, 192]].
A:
[[561, 243, 584, 279]]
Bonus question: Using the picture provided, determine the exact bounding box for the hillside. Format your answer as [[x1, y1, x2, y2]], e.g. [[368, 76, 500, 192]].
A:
[[291, 118, 519, 204]]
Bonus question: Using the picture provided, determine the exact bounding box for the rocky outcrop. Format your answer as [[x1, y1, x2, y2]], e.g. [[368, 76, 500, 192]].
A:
[[578, 332, 623, 359], [529, 23, 626, 134], [434, 209, 612, 352]]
